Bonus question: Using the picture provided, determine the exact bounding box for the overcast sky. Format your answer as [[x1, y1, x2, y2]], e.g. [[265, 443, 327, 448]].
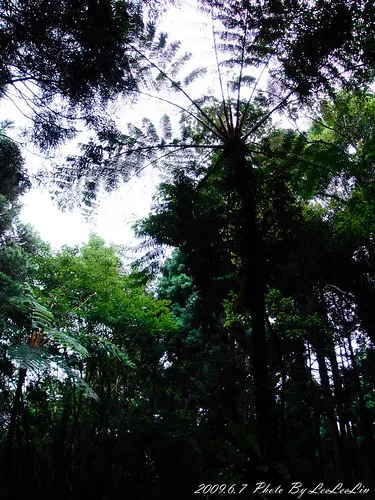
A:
[[6, 1, 293, 252], [11, 1, 211, 251]]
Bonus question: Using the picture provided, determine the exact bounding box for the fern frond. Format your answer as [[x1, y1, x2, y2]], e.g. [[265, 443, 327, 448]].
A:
[[77, 333, 135, 368], [10, 284, 54, 330], [160, 114, 172, 141], [47, 329, 89, 358], [8, 344, 51, 372], [183, 67, 207, 87], [142, 118, 159, 144], [72, 376, 99, 401], [170, 52, 193, 79], [63, 365, 100, 401], [31, 304, 53, 330]]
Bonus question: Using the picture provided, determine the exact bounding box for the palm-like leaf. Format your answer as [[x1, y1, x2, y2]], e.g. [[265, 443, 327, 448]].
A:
[[7, 284, 101, 398], [8, 344, 51, 372], [77, 333, 135, 368], [8, 343, 99, 400], [47, 329, 89, 358]]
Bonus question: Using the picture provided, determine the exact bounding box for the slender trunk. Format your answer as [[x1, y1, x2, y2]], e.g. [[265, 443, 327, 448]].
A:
[[314, 409, 325, 479], [322, 293, 352, 480], [328, 343, 353, 481], [151, 359, 158, 415], [6, 367, 27, 467], [347, 331, 375, 475], [315, 341, 343, 481], [53, 388, 73, 495], [70, 386, 83, 471], [307, 340, 325, 476], [279, 371, 286, 447], [231, 140, 272, 456], [345, 420, 359, 481], [338, 298, 375, 476]]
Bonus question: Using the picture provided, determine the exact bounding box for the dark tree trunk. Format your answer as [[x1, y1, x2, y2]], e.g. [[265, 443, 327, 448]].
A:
[[321, 290, 353, 481], [229, 139, 272, 457], [315, 339, 343, 482], [346, 331, 375, 476], [6, 367, 27, 467]]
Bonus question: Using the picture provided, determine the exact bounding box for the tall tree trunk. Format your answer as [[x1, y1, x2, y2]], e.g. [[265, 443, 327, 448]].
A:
[[314, 337, 343, 482], [230, 139, 272, 457], [321, 291, 353, 481], [346, 330, 375, 476], [337, 297, 375, 476], [6, 367, 27, 468], [306, 340, 325, 477], [327, 342, 354, 481]]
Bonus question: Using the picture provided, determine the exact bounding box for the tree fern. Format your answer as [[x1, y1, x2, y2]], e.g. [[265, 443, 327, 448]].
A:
[[7, 284, 98, 398], [7, 343, 99, 400]]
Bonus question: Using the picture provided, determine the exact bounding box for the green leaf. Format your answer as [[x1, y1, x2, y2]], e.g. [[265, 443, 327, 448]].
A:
[[47, 329, 89, 358], [78, 333, 135, 368], [8, 345, 51, 372]]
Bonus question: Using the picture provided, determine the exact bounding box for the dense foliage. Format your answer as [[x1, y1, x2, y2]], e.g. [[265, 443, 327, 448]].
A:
[[1, 1, 375, 499]]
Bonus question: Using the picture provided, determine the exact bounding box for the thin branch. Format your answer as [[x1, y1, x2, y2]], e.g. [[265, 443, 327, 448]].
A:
[[243, 91, 294, 141], [95, 141, 223, 171], [246, 144, 327, 170], [305, 138, 348, 154], [5, 86, 80, 137], [11, 84, 63, 123], [235, 6, 249, 129], [327, 284, 355, 301], [67, 293, 97, 316], [20, 80, 88, 121], [237, 48, 276, 134], [315, 120, 352, 142], [319, 193, 347, 204], [3, 90, 35, 123], [2, 75, 35, 86], [6, 53, 61, 90], [131, 89, 220, 138], [127, 43, 226, 141], [0, 131, 59, 160], [110, 142, 223, 160], [126, 148, 184, 181], [211, 16, 230, 130]]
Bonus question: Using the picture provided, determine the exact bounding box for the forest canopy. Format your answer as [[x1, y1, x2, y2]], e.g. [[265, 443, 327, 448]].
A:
[[1, 1, 375, 499]]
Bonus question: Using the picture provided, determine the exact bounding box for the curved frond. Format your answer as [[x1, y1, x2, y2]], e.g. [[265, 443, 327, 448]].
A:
[[77, 333, 135, 368], [8, 345, 51, 372], [10, 283, 54, 330], [47, 329, 89, 359], [63, 364, 100, 401]]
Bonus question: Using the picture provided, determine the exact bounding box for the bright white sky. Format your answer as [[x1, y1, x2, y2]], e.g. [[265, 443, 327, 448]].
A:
[[3, 1, 293, 253], [8, 1, 212, 251]]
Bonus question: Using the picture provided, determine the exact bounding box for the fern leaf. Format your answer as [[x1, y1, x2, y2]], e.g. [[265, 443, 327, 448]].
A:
[[142, 118, 159, 144], [183, 67, 207, 87], [31, 304, 53, 330], [64, 365, 100, 401], [8, 345, 51, 372], [160, 114, 172, 141], [47, 329, 89, 358], [10, 284, 54, 330], [78, 333, 135, 368]]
